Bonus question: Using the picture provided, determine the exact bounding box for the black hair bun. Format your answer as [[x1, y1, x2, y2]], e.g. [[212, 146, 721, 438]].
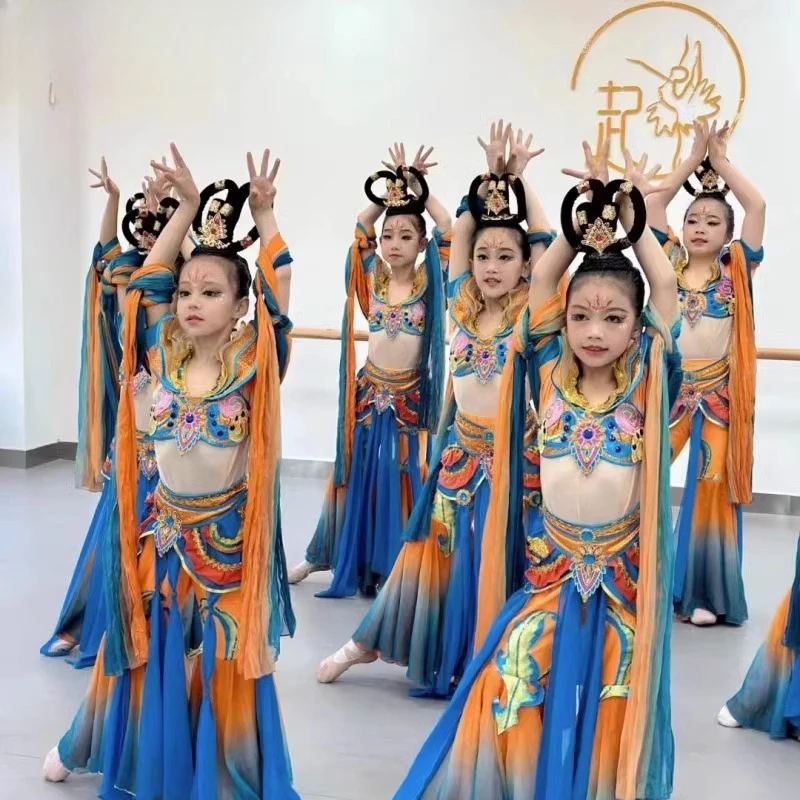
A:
[[364, 166, 429, 217], [122, 194, 180, 254], [467, 172, 527, 227], [560, 179, 646, 256], [683, 158, 730, 197], [193, 179, 258, 255]]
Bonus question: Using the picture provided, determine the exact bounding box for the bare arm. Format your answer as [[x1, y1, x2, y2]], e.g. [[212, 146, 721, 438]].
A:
[[528, 235, 576, 313], [256, 207, 291, 315], [621, 151, 678, 323], [180, 235, 195, 262], [447, 205, 477, 282], [248, 151, 292, 316], [142, 144, 201, 326], [715, 159, 765, 250], [88, 158, 121, 246], [518, 175, 551, 267], [98, 193, 120, 246], [356, 201, 385, 264], [505, 127, 551, 268], [143, 203, 196, 274], [708, 123, 765, 250], [425, 192, 451, 235], [626, 212, 678, 323], [646, 118, 709, 233]]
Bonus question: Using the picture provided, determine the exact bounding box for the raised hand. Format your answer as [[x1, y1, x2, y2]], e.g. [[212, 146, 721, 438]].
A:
[[410, 145, 437, 175], [478, 118, 511, 174], [561, 139, 611, 184], [689, 118, 710, 167], [622, 150, 666, 197], [505, 127, 545, 176], [88, 157, 120, 197], [141, 179, 159, 214], [382, 142, 407, 172], [151, 144, 200, 206], [247, 149, 280, 213], [707, 119, 730, 168], [144, 156, 172, 204]]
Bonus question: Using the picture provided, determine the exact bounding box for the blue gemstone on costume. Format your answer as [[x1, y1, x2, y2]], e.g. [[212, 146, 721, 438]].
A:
[[582, 429, 593, 440], [583, 554, 596, 565], [580, 529, 593, 542]]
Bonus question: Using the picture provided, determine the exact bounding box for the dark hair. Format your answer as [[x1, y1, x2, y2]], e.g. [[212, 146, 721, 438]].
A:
[[182, 246, 252, 300], [382, 213, 427, 238], [472, 223, 531, 262], [684, 192, 735, 240], [566, 252, 645, 317]]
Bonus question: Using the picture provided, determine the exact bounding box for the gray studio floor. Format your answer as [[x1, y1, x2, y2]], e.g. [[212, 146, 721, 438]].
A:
[[1, 461, 799, 799]]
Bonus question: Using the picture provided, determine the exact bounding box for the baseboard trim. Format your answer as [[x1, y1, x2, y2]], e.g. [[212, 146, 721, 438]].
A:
[[3, 448, 798, 517], [0, 441, 77, 469]]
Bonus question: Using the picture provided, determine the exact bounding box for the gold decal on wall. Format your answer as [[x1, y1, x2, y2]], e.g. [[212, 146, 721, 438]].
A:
[[571, 2, 746, 178]]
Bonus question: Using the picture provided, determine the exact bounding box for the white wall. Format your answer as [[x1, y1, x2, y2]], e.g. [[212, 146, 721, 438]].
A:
[[0, 2, 26, 449], [3, 0, 799, 494]]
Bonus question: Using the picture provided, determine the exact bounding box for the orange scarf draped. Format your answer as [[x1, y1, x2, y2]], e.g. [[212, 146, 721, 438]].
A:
[[475, 289, 677, 799], [335, 228, 371, 486], [115, 237, 290, 678], [661, 231, 756, 504]]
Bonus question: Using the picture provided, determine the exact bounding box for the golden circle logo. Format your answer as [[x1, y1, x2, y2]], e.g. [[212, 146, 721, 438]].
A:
[[571, 2, 746, 177]]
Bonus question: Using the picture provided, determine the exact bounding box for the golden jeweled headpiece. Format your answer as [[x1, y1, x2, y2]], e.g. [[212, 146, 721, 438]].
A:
[[468, 172, 527, 227], [364, 166, 429, 216], [683, 158, 730, 197], [122, 193, 180, 255], [192, 179, 258, 255], [561, 179, 645, 256]]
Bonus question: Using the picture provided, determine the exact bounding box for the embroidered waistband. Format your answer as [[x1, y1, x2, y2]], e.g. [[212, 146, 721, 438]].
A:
[[542, 505, 640, 601], [681, 356, 730, 391], [152, 478, 247, 528], [362, 359, 421, 392], [453, 410, 496, 459]]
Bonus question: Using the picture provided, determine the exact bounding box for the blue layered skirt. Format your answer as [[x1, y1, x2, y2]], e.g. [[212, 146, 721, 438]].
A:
[[57, 478, 298, 799], [41, 438, 158, 668]]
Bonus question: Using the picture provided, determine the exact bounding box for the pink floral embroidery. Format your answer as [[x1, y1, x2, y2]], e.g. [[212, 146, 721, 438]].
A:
[[152, 386, 173, 416], [716, 277, 734, 299]]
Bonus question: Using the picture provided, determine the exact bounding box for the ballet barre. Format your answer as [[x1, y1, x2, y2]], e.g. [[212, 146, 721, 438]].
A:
[[290, 328, 800, 362]]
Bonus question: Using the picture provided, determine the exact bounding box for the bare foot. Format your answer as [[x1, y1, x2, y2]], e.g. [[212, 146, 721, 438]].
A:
[[287, 560, 324, 585], [316, 640, 378, 683], [716, 705, 741, 729], [690, 608, 718, 626], [43, 747, 70, 782]]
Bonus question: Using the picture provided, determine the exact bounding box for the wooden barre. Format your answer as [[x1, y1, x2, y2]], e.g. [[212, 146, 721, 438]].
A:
[[291, 328, 800, 362]]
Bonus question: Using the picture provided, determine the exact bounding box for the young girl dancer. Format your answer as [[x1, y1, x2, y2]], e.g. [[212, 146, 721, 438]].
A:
[[395, 143, 682, 800], [647, 119, 766, 626], [42, 163, 172, 667], [289, 145, 450, 597], [316, 122, 551, 696], [44, 144, 299, 798], [718, 534, 800, 739]]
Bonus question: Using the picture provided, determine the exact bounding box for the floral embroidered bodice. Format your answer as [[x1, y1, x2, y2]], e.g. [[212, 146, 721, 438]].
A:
[[538, 394, 644, 475], [367, 266, 427, 338]]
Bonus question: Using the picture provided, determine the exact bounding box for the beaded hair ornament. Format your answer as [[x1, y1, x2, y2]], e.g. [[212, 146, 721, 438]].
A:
[[192, 179, 258, 254], [468, 172, 527, 226], [560, 178, 646, 255], [364, 166, 429, 217], [683, 158, 730, 197], [122, 194, 180, 254]]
